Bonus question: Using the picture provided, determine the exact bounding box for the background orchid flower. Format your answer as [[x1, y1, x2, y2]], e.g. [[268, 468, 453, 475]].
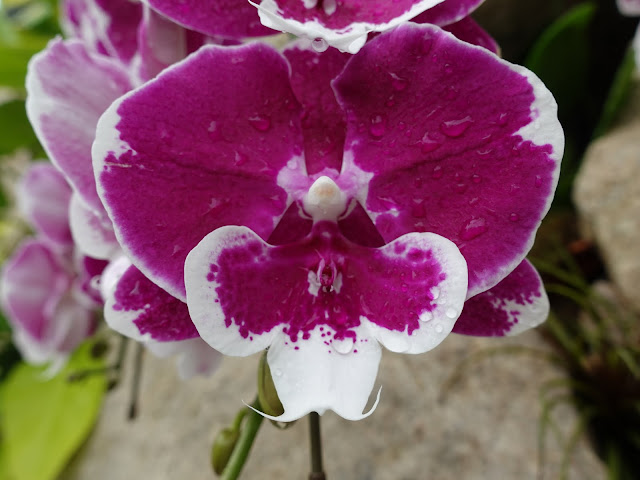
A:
[[253, 0, 486, 52], [93, 23, 563, 420], [24, 0, 221, 378], [0, 165, 104, 368]]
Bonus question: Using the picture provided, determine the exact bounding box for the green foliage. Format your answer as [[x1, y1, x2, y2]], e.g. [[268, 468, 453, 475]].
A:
[[0, 100, 42, 155], [0, 341, 107, 480]]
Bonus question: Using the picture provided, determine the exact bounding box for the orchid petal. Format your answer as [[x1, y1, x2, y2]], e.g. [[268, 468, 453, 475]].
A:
[[1, 240, 69, 343], [69, 193, 119, 260], [284, 41, 349, 175], [254, 0, 446, 53], [26, 38, 132, 214], [143, 0, 273, 38], [453, 260, 549, 336], [412, 0, 484, 26], [334, 24, 563, 298], [134, 5, 207, 83], [266, 327, 381, 421], [102, 260, 198, 342], [94, 43, 305, 300], [61, 0, 142, 64], [186, 222, 466, 356], [442, 16, 499, 54], [617, 0, 640, 16], [17, 163, 73, 247]]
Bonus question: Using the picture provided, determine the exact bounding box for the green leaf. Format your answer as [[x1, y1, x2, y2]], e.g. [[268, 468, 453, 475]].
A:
[[592, 46, 637, 138], [0, 100, 41, 154], [0, 341, 107, 480]]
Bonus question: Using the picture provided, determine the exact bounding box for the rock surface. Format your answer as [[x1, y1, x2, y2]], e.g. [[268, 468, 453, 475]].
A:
[[63, 331, 603, 480], [574, 79, 640, 312]]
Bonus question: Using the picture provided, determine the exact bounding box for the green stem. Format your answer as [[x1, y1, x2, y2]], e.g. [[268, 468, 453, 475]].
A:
[[220, 400, 264, 480], [308, 412, 326, 480]]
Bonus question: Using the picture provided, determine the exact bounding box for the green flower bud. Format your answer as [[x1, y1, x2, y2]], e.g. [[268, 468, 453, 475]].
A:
[[211, 426, 240, 475], [257, 351, 284, 417]]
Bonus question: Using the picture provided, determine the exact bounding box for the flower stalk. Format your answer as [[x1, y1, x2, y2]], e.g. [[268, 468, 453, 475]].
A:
[[309, 412, 326, 480]]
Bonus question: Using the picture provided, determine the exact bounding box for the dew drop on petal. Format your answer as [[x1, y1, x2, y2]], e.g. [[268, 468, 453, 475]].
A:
[[460, 217, 487, 240], [497, 113, 508, 126], [249, 115, 271, 132], [274, 368, 283, 377], [431, 165, 443, 179], [471, 174, 482, 184], [369, 114, 387, 138], [509, 213, 520, 222], [440, 116, 473, 138], [234, 151, 248, 166], [420, 133, 441, 153], [391, 75, 408, 92], [311, 38, 329, 52], [535, 175, 543, 188], [445, 308, 457, 319], [332, 338, 354, 355], [411, 202, 426, 218], [323, 0, 337, 15], [435, 324, 444, 333], [420, 311, 433, 323], [431, 286, 440, 300]]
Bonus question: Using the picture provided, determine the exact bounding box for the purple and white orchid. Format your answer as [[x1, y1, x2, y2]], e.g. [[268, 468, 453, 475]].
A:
[[92, 23, 563, 420], [1, 164, 105, 368], [23, 0, 221, 378]]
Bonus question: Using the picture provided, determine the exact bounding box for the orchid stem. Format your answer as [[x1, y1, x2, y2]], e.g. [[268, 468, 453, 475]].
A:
[[128, 342, 144, 420], [220, 400, 264, 480], [308, 412, 326, 480]]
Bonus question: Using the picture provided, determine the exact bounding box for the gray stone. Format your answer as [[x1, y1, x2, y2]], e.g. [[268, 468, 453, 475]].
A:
[[62, 332, 603, 479], [574, 79, 640, 312]]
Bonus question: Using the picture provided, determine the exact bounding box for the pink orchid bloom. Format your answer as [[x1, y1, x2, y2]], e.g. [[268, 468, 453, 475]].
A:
[[145, 0, 484, 52], [1, 164, 105, 366], [24, 0, 221, 378], [93, 24, 563, 420]]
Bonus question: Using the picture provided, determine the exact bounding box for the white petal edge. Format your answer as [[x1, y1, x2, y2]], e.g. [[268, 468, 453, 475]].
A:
[[69, 193, 120, 260]]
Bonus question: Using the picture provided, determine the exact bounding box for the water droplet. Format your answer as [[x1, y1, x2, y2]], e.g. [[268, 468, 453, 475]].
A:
[[234, 151, 248, 166], [431, 286, 440, 300], [431, 165, 443, 179], [391, 76, 408, 91], [455, 183, 467, 194], [509, 213, 520, 222], [249, 115, 271, 132], [420, 133, 441, 153], [420, 311, 433, 323], [535, 175, 543, 188], [332, 338, 354, 354], [386, 99, 395, 107], [274, 368, 283, 377], [207, 121, 221, 141], [471, 174, 482, 184], [444, 64, 453, 74], [440, 116, 473, 137], [311, 38, 329, 52], [497, 113, 508, 126], [444, 86, 457, 100], [323, 0, 336, 15], [400, 283, 408, 292], [369, 114, 386, 138], [89, 275, 101, 291], [435, 324, 444, 333], [460, 217, 487, 241], [397, 121, 406, 131], [445, 308, 457, 318]]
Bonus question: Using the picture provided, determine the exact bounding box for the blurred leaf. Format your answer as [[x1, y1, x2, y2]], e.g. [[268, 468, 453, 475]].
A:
[[593, 47, 636, 138], [525, 3, 596, 209], [0, 341, 107, 480], [0, 100, 41, 154]]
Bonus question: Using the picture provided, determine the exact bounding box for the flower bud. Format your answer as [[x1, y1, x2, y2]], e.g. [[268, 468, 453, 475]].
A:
[[257, 351, 284, 417], [211, 426, 240, 475]]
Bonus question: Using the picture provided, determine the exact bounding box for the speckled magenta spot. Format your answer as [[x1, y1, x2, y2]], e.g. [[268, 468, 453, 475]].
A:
[[208, 222, 445, 343], [113, 266, 199, 341]]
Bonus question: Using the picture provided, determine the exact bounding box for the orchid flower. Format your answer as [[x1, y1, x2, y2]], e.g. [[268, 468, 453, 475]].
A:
[[24, 0, 221, 378], [1, 164, 105, 368], [93, 24, 563, 420], [145, 0, 485, 53]]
